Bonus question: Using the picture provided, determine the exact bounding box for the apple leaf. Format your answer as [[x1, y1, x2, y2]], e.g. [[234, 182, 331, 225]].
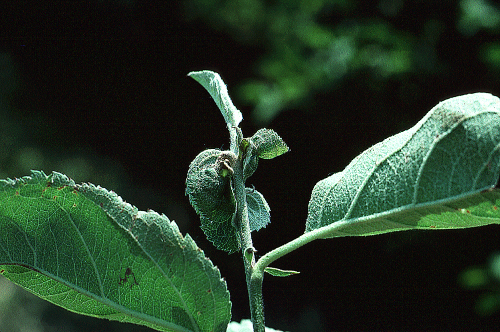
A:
[[307, 93, 500, 237], [245, 188, 271, 232], [0, 171, 231, 332], [188, 70, 243, 128]]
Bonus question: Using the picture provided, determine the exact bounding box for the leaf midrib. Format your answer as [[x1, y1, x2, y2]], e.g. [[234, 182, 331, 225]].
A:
[[6, 189, 197, 332], [323, 186, 497, 238]]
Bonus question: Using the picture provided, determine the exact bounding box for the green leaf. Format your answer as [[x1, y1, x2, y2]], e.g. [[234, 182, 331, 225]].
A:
[[185, 149, 235, 216], [242, 141, 259, 181], [199, 214, 240, 254], [264, 267, 300, 277], [186, 149, 240, 253], [240, 129, 289, 181], [188, 70, 243, 127], [306, 93, 500, 237], [250, 128, 289, 159], [0, 171, 231, 332], [245, 188, 270, 232]]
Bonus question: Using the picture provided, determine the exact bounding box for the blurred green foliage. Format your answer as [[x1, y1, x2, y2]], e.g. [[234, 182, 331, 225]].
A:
[[458, 0, 500, 36], [184, 0, 500, 125], [459, 252, 500, 316]]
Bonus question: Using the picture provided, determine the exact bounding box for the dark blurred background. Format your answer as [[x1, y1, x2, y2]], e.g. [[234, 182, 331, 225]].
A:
[[1, 0, 500, 331]]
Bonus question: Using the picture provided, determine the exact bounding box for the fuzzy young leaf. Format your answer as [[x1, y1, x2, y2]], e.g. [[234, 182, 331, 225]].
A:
[[186, 149, 240, 253], [306, 93, 500, 237], [250, 128, 289, 159], [245, 188, 271, 232], [185, 149, 235, 216], [0, 171, 231, 332], [188, 70, 243, 127], [241, 129, 289, 181], [243, 149, 259, 181]]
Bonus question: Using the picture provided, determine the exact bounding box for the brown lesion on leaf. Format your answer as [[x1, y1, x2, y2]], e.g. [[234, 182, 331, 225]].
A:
[[118, 267, 138, 288]]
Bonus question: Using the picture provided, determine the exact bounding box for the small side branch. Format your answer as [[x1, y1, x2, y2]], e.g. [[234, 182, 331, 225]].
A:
[[254, 227, 332, 274]]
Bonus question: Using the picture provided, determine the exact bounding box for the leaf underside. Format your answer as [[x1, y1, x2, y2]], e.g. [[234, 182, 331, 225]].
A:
[[188, 70, 243, 154], [306, 93, 500, 237], [188, 70, 243, 128], [0, 171, 231, 332]]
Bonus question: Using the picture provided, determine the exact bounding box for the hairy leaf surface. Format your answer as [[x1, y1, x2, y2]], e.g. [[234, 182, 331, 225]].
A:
[[188, 70, 243, 127], [185, 149, 240, 253], [241, 128, 289, 180], [0, 171, 231, 332], [250, 128, 289, 159], [306, 93, 500, 237], [245, 188, 271, 232]]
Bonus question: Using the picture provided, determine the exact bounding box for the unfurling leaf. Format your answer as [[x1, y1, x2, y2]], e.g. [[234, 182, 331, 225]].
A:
[[264, 267, 300, 277], [0, 171, 231, 332], [186, 149, 241, 253], [306, 93, 500, 238], [188, 70, 243, 127], [245, 188, 271, 232], [241, 128, 289, 181]]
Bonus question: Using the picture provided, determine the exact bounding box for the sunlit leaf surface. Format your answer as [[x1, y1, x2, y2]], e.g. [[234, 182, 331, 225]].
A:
[[0, 171, 231, 332], [307, 93, 500, 237]]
